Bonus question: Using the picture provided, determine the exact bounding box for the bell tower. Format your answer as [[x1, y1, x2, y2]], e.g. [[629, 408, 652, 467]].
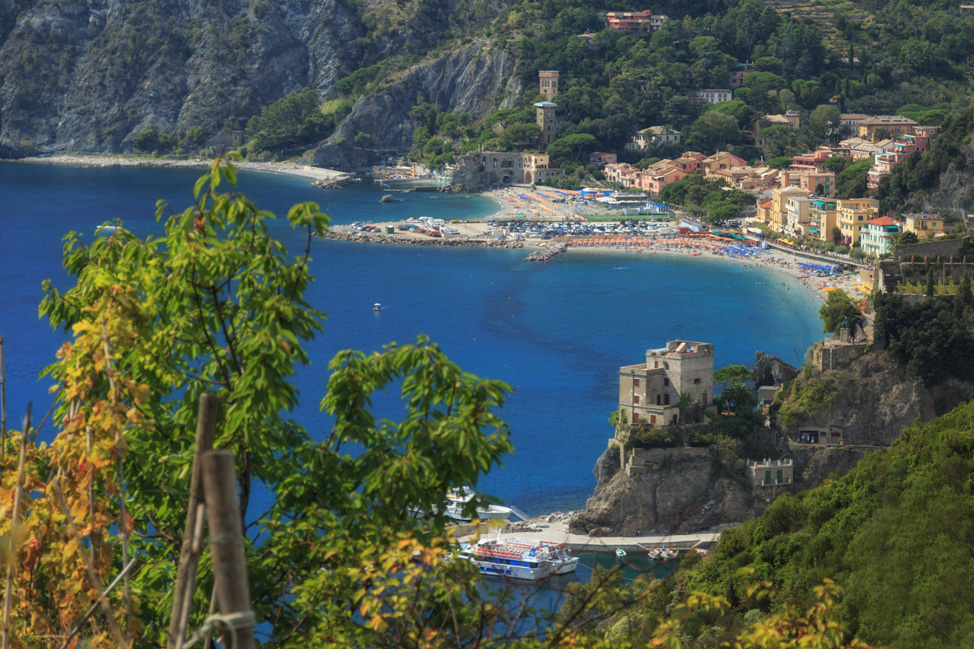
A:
[[539, 70, 559, 100]]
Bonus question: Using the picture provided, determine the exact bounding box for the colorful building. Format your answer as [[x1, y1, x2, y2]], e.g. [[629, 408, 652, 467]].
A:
[[807, 199, 838, 242], [589, 151, 617, 167], [857, 115, 917, 140], [837, 197, 879, 245], [903, 213, 945, 238], [860, 216, 901, 257], [606, 10, 668, 31]]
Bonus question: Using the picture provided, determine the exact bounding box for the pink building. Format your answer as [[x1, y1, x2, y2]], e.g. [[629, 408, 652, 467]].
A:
[[606, 10, 668, 31]]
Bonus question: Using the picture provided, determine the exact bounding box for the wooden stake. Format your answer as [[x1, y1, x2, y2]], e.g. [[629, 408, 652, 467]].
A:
[[2, 405, 31, 649], [201, 450, 255, 649], [167, 394, 219, 649], [0, 335, 6, 463]]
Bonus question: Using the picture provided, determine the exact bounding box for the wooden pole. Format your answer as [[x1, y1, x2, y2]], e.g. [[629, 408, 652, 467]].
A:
[[2, 404, 31, 649], [201, 450, 254, 649], [1, 335, 6, 463], [167, 394, 220, 649]]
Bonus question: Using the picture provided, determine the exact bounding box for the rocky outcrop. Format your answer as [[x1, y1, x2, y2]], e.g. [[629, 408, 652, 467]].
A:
[[325, 42, 521, 151], [753, 352, 799, 388], [778, 353, 943, 447], [570, 446, 755, 536]]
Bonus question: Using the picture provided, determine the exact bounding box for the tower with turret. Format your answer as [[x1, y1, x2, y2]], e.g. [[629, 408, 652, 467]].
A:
[[539, 70, 559, 100]]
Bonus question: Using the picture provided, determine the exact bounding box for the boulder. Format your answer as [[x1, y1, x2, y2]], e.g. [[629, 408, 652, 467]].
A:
[[753, 351, 799, 388]]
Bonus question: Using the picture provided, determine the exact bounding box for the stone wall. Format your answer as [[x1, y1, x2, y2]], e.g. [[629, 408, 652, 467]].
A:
[[816, 341, 867, 372], [893, 238, 966, 261]]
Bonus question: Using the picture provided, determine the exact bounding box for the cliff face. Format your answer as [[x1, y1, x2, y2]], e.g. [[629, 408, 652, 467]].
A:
[[325, 42, 521, 151], [0, 0, 518, 155], [570, 446, 755, 536]]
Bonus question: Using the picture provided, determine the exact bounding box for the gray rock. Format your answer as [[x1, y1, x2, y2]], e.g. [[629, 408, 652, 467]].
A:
[[753, 351, 799, 388]]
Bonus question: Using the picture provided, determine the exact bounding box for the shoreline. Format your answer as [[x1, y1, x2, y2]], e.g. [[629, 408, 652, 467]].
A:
[[7, 154, 864, 303], [4, 153, 349, 183]]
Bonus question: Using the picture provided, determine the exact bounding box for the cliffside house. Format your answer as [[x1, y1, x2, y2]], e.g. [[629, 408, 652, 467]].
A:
[[700, 151, 747, 177], [618, 340, 715, 429], [747, 458, 793, 491], [606, 10, 668, 31]]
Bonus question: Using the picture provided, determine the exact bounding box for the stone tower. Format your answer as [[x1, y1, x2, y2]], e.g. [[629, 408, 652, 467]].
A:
[[535, 101, 557, 149], [539, 70, 559, 100]]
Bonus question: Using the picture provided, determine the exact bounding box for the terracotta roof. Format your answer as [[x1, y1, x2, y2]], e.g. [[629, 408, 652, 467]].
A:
[[868, 216, 899, 226]]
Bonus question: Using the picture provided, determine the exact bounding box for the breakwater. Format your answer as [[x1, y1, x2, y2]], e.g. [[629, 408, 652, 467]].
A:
[[323, 226, 524, 249]]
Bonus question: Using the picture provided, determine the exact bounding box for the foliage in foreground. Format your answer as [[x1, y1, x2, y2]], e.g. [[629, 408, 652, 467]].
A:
[[1, 159, 872, 648], [664, 397, 974, 649]]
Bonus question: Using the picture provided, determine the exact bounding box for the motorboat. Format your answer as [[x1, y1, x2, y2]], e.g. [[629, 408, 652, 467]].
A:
[[373, 303, 381, 311], [648, 547, 679, 561], [444, 486, 515, 523]]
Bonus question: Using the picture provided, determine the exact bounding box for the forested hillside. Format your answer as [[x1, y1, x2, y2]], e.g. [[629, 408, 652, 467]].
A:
[[2, 0, 974, 161]]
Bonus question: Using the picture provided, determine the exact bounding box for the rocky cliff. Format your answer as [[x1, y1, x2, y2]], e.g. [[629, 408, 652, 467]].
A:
[[570, 446, 756, 536], [0, 0, 519, 155]]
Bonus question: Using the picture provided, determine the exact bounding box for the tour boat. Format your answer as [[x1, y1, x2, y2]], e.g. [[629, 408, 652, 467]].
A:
[[490, 535, 579, 574], [459, 536, 559, 581]]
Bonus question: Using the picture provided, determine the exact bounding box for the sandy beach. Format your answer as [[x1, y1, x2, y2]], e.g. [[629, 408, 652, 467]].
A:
[[9, 154, 350, 183]]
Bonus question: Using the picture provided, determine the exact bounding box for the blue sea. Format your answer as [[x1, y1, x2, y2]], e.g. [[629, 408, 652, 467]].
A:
[[0, 161, 824, 515]]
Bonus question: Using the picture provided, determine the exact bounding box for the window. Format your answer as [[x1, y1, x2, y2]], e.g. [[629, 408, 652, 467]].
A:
[[634, 395, 640, 404], [664, 394, 670, 406], [654, 361, 658, 369], [633, 413, 639, 423], [650, 415, 656, 424], [693, 378, 701, 384], [663, 377, 669, 386], [633, 378, 640, 387]]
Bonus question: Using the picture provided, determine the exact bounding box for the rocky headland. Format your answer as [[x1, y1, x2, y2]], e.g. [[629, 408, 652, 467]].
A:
[[568, 344, 974, 537]]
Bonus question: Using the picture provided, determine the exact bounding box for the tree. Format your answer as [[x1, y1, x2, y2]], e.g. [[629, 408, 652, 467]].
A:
[[25, 158, 516, 647], [926, 268, 936, 297], [819, 289, 863, 333], [688, 110, 740, 151], [809, 104, 841, 141], [247, 87, 328, 152], [546, 132, 597, 162], [898, 230, 919, 246]]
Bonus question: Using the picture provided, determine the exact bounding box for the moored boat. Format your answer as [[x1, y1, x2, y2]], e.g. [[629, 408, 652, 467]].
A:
[[487, 534, 579, 575], [459, 539, 553, 580], [445, 486, 515, 522]]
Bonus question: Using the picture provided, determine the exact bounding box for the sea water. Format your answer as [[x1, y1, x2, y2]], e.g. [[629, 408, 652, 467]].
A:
[[0, 162, 824, 514]]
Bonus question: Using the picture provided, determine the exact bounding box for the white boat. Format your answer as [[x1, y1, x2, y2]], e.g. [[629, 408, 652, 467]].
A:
[[445, 486, 514, 522], [490, 535, 579, 575], [459, 537, 554, 581], [95, 223, 121, 234]]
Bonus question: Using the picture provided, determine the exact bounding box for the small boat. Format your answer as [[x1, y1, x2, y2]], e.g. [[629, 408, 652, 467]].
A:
[[615, 548, 627, 559], [373, 303, 381, 311], [648, 547, 679, 561], [95, 223, 121, 234]]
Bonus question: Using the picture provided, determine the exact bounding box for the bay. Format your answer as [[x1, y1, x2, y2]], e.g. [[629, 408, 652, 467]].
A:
[[0, 161, 823, 515]]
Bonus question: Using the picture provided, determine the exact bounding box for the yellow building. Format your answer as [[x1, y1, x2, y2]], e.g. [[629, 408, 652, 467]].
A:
[[769, 186, 810, 234], [903, 213, 945, 238], [807, 199, 838, 242], [837, 198, 879, 245]]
